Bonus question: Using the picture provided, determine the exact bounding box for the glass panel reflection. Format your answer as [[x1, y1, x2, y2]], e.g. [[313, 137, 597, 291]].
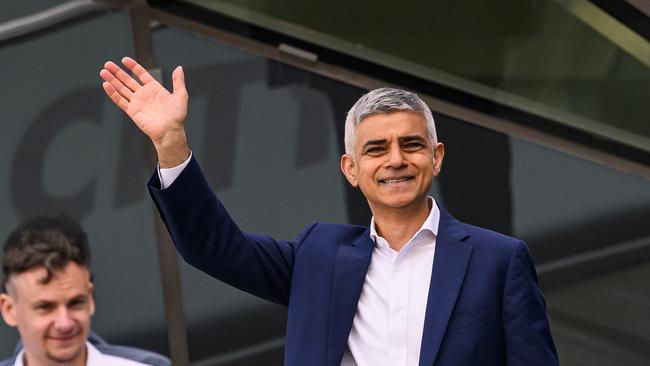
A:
[[175, 0, 650, 154]]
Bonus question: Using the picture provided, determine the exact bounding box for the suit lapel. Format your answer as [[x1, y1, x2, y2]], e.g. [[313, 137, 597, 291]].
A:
[[419, 207, 473, 366], [327, 229, 373, 366]]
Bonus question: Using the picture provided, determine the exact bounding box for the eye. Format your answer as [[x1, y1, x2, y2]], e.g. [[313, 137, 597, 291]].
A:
[[402, 142, 425, 151], [69, 298, 87, 308], [34, 303, 54, 312], [364, 146, 385, 155]]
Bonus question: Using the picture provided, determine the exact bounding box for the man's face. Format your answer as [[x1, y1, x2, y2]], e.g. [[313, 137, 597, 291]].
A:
[[0, 262, 94, 366], [340, 111, 444, 215]]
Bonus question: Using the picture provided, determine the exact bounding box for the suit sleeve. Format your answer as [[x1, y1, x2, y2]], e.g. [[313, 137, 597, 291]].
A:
[[502, 241, 559, 365], [148, 155, 315, 306]]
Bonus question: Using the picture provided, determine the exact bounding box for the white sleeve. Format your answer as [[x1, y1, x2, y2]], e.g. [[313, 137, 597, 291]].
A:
[[158, 152, 192, 189]]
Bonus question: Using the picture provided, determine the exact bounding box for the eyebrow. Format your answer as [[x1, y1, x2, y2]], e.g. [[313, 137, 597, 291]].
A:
[[31, 293, 87, 306], [399, 135, 428, 144], [361, 135, 428, 152], [361, 139, 388, 152], [32, 300, 54, 308]]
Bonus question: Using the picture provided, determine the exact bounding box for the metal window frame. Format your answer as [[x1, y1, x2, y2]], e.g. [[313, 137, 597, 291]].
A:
[[143, 5, 650, 181]]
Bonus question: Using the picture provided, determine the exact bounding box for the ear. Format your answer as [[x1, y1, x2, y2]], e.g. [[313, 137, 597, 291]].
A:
[[88, 282, 95, 316], [432, 142, 445, 177], [0, 292, 18, 327], [340, 154, 358, 187]]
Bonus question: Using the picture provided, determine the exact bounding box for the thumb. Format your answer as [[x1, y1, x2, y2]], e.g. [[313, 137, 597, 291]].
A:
[[171, 66, 187, 95]]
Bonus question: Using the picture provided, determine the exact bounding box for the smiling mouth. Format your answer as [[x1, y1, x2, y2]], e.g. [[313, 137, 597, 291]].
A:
[[379, 176, 414, 184], [48, 332, 80, 343]]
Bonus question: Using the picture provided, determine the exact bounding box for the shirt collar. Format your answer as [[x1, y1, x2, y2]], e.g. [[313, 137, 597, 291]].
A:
[[86, 340, 101, 365], [13, 349, 24, 366], [369, 196, 440, 246]]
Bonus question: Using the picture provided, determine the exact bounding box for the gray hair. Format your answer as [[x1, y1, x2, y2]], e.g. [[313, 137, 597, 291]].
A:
[[344, 87, 437, 156]]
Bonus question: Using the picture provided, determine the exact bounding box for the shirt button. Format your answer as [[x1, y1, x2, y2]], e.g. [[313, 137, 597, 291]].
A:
[[393, 353, 402, 359], [398, 265, 405, 272], [395, 305, 403, 312]]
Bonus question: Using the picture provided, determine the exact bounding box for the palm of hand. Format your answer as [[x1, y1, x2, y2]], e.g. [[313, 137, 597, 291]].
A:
[[128, 82, 187, 143]]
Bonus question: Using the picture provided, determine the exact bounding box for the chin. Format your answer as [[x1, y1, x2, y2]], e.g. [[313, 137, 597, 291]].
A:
[[46, 343, 85, 363], [46, 350, 83, 364], [382, 196, 419, 209]]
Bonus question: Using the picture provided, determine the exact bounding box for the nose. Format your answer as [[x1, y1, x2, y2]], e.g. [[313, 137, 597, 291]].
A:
[[385, 144, 406, 168], [53, 308, 75, 333]]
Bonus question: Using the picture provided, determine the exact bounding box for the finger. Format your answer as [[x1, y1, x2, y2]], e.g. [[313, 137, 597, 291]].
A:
[[102, 82, 129, 113], [99, 67, 116, 83], [122, 56, 155, 84], [100, 69, 133, 101], [104, 61, 141, 92], [171, 66, 187, 96]]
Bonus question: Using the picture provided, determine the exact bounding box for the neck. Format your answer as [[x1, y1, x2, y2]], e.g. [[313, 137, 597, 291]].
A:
[[371, 197, 431, 252]]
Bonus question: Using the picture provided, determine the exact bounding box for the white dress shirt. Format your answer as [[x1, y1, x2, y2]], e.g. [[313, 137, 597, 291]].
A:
[[341, 199, 439, 366], [158, 155, 440, 366], [13, 342, 149, 366], [158, 152, 192, 189]]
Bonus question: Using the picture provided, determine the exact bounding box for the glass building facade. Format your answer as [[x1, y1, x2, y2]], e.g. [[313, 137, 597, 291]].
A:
[[1, 1, 649, 365]]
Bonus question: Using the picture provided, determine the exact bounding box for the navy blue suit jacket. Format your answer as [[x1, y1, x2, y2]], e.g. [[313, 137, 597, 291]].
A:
[[149, 156, 558, 366]]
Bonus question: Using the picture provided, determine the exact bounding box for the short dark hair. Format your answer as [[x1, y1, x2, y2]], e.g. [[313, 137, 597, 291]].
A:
[[2, 215, 91, 293]]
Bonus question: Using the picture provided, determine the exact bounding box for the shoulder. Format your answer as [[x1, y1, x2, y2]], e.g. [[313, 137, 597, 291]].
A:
[[457, 222, 529, 264], [0, 357, 15, 366], [89, 342, 170, 366], [0, 343, 21, 366], [439, 205, 522, 256], [306, 222, 368, 241], [291, 222, 368, 256], [464, 223, 521, 249], [92, 354, 149, 366]]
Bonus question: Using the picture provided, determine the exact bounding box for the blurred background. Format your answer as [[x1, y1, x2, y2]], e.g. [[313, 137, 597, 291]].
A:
[[1, 0, 649, 365]]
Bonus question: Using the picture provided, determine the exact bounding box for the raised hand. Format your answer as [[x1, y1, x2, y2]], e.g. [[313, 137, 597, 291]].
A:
[[100, 57, 190, 167]]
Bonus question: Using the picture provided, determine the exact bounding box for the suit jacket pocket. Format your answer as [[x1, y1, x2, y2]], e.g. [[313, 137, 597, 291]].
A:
[[446, 307, 497, 332]]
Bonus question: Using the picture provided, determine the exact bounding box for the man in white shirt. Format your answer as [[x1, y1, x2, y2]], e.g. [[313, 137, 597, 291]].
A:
[[0, 216, 169, 366], [99, 57, 558, 365]]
